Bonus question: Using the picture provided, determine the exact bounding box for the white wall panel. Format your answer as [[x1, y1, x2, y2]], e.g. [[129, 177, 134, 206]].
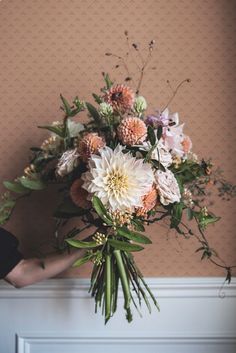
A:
[[0, 278, 235, 353]]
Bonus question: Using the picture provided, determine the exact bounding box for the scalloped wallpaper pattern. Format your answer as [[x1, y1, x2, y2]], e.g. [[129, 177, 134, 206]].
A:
[[0, 0, 236, 277]]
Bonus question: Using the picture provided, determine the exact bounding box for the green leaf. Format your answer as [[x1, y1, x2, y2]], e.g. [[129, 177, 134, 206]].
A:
[[92, 196, 113, 225], [37, 125, 65, 138], [199, 214, 221, 229], [157, 126, 163, 140], [117, 227, 152, 244], [108, 239, 143, 252], [0, 199, 16, 225], [66, 238, 98, 249], [170, 202, 183, 228], [92, 93, 103, 104], [72, 253, 94, 267], [147, 126, 156, 146], [186, 208, 194, 221], [3, 181, 29, 194], [60, 94, 72, 116], [53, 197, 88, 219], [103, 73, 113, 89], [86, 102, 101, 124], [19, 177, 46, 190], [131, 219, 145, 232]]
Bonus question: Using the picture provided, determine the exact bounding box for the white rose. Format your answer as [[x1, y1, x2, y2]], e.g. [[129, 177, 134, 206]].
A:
[[155, 169, 181, 205], [56, 149, 80, 177]]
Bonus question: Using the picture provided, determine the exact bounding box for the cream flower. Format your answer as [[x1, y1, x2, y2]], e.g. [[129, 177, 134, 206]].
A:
[[81, 144, 154, 211], [56, 149, 80, 177], [155, 169, 181, 205], [138, 140, 172, 168]]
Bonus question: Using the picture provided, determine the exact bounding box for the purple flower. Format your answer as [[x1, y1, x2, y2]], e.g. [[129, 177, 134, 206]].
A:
[[145, 108, 179, 128]]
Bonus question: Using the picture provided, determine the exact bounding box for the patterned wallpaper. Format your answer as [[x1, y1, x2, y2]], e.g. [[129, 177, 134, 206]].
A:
[[0, 0, 235, 277]]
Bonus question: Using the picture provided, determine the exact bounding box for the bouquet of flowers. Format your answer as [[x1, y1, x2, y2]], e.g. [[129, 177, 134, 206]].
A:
[[0, 33, 235, 323]]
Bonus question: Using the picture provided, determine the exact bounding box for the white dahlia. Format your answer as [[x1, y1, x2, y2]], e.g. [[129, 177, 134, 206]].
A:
[[155, 169, 181, 205], [81, 144, 154, 211]]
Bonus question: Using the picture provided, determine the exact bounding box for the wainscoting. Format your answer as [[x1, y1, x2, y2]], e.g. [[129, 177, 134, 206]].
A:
[[0, 278, 236, 353]]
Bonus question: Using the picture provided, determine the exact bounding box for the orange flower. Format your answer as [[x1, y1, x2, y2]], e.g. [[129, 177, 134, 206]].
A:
[[117, 117, 147, 145], [181, 135, 192, 154], [136, 186, 158, 217], [77, 133, 105, 162], [104, 84, 134, 112], [70, 179, 91, 209]]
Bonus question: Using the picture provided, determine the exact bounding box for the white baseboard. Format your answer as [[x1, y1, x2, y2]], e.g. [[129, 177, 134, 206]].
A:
[[1, 277, 236, 353]]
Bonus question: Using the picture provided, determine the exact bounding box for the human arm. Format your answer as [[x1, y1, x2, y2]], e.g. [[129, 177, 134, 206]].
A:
[[5, 248, 85, 288]]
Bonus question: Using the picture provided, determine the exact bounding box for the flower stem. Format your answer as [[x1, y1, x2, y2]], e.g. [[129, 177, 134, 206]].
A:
[[114, 250, 132, 322], [105, 253, 112, 324]]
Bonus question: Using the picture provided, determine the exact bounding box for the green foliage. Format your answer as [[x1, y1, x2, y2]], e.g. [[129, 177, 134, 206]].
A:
[[108, 238, 144, 252], [194, 211, 220, 230], [147, 126, 156, 146], [72, 252, 95, 267], [86, 102, 102, 124], [92, 196, 113, 225], [60, 94, 85, 117], [0, 198, 16, 225], [66, 238, 98, 249], [131, 218, 145, 232], [60, 94, 72, 116], [19, 176, 46, 190], [103, 73, 113, 89], [38, 124, 65, 138], [170, 202, 184, 228], [173, 160, 205, 184], [92, 93, 103, 104], [157, 126, 163, 140], [3, 181, 29, 194], [117, 226, 152, 244]]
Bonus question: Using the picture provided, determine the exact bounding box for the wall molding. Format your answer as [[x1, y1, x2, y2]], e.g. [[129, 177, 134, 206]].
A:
[[0, 277, 236, 299], [16, 334, 236, 353]]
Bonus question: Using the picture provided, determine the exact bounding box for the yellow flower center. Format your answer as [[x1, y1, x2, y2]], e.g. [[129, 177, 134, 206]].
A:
[[106, 170, 128, 196]]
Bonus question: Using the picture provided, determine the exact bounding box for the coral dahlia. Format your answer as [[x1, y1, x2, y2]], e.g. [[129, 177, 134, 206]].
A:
[[104, 84, 135, 112], [77, 133, 105, 162], [117, 117, 147, 145]]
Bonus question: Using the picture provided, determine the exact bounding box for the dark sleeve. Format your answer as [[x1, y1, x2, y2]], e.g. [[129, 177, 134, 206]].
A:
[[0, 227, 24, 279]]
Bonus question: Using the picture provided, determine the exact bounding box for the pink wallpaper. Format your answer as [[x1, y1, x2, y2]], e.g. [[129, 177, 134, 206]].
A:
[[0, 0, 235, 277]]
